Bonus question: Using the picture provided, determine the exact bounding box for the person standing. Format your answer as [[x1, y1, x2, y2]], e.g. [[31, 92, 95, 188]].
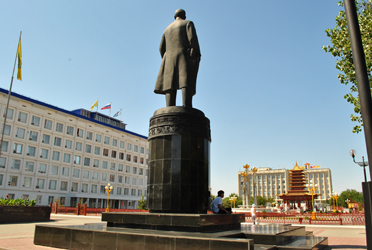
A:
[[155, 9, 201, 107], [251, 204, 257, 225], [212, 190, 231, 214]]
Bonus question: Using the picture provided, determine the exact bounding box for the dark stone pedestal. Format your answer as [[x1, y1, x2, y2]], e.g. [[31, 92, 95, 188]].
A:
[[148, 107, 211, 213]]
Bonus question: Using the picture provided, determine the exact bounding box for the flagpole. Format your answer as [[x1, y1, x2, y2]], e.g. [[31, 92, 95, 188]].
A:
[[109, 103, 111, 117], [0, 31, 22, 159]]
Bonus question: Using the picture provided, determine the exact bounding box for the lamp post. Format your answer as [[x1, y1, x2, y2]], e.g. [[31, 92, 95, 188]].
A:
[[240, 164, 250, 208], [251, 167, 258, 205], [331, 192, 339, 213], [307, 183, 317, 219], [105, 183, 113, 212], [345, 198, 350, 211], [229, 195, 237, 208], [349, 149, 369, 182]]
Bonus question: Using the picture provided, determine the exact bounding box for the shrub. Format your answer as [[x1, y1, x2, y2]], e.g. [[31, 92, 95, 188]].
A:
[[0, 197, 36, 206]]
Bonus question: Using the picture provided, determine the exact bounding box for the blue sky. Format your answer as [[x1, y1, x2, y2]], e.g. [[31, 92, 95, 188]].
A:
[[0, 1, 369, 196]]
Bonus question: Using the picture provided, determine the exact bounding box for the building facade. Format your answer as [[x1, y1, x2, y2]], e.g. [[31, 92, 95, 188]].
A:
[[0, 88, 148, 208], [238, 166, 332, 203]]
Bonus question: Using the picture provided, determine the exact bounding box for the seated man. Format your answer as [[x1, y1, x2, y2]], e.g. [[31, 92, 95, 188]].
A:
[[212, 190, 231, 214]]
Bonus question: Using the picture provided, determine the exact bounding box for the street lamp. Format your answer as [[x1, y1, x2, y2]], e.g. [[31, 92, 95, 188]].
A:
[[349, 149, 369, 182], [239, 164, 250, 208], [229, 196, 237, 208], [331, 192, 339, 213], [105, 183, 113, 212], [307, 183, 318, 219], [251, 167, 258, 205], [345, 198, 350, 211]]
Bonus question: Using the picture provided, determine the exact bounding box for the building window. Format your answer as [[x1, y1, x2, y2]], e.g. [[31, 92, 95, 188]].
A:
[[42, 134, 50, 144], [60, 181, 68, 191], [62, 167, 69, 177], [96, 134, 101, 143], [49, 180, 57, 190], [63, 153, 71, 163], [52, 151, 60, 161], [36, 179, 45, 189], [126, 154, 131, 161], [94, 146, 100, 155], [140, 157, 144, 164], [91, 184, 97, 193], [38, 164, 47, 174], [25, 161, 35, 172], [0, 157, 6, 169], [118, 164, 123, 172], [86, 131, 93, 140], [54, 137, 62, 147], [104, 136, 110, 145], [74, 155, 81, 164], [65, 140, 72, 149], [126, 166, 130, 173], [1, 141, 8, 152], [4, 108, 14, 119], [133, 167, 137, 175], [118, 176, 123, 183], [1, 124, 11, 136], [125, 176, 130, 184], [27, 146, 36, 156], [0, 174, 3, 185], [103, 148, 109, 156], [66, 126, 74, 135], [83, 170, 89, 179], [8, 176, 18, 186], [13, 143, 23, 154], [111, 150, 117, 158], [84, 157, 90, 166], [40, 148, 48, 159], [112, 139, 117, 147], [131, 189, 136, 196], [50, 165, 59, 175], [102, 161, 108, 169], [133, 156, 138, 163], [132, 178, 137, 185], [11, 159, 21, 170], [117, 187, 122, 195], [93, 159, 99, 168], [71, 183, 78, 192], [140, 147, 145, 154], [18, 112, 28, 123], [92, 171, 98, 180], [139, 179, 144, 186], [120, 141, 125, 148], [86, 144, 92, 153], [138, 190, 143, 196], [44, 119, 52, 130], [55, 122, 63, 132], [16, 127, 25, 138], [31, 116, 40, 126], [75, 142, 82, 151], [119, 152, 124, 160], [139, 168, 144, 175], [110, 163, 115, 171], [102, 173, 107, 181], [100, 185, 105, 194], [77, 128, 84, 138], [124, 188, 129, 195], [127, 143, 132, 150], [110, 174, 115, 182], [29, 131, 38, 141], [134, 145, 138, 152], [73, 168, 80, 178]]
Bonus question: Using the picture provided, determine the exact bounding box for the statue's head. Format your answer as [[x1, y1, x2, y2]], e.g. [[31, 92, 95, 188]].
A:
[[174, 9, 186, 19]]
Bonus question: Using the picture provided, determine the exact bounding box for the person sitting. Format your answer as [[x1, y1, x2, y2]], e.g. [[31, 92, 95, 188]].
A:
[[212, 190, 231, 214]]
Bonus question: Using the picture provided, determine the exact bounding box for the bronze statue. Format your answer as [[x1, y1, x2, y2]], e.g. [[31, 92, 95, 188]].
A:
[[154, 9, 201, 107]]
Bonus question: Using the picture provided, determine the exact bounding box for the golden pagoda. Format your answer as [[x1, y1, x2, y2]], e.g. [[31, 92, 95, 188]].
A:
[[278, 162, 318, 209]]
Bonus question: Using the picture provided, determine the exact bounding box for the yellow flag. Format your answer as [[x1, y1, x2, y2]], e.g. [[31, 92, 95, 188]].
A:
[[90, 100, 98, 111], [17, 37, 22, 81]]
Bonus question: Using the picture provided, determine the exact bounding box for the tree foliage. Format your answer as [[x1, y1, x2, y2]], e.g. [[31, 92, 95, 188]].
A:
[[249, 196, 275, 206], [323, 0, 372, 133], [325, 189, 363, 207], [137, 195, 147, 210], [222, 193, 243, 208]]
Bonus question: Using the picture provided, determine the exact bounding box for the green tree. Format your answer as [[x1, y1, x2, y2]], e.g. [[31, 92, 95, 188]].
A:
[[323, 0, 372, 133], [222, 193, 242, 208], [137, 195, 147, 210], [249, 195, 267, 206], [339, 189, 364, 207]]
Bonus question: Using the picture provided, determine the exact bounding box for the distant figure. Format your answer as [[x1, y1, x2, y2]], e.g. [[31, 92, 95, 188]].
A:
[[212, 190, 231, 214], [251, 204, 257, 225], [155, 9, 201, 107]]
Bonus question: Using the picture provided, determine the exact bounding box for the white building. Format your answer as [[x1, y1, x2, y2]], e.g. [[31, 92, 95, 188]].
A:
[[238, 165, 333, 203], [0, 88, 148, 209]]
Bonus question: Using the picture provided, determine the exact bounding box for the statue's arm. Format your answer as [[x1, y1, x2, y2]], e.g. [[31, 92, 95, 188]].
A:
[[187, 21, 201, 59], [159, 34, 166, 58]]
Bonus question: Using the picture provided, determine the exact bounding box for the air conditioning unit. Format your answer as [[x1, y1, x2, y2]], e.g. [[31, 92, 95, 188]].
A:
[[15, 135, 18, 137], [74, 161, 76, 164], [27, 153, 30, 156], [42, 140, 44, 143], [65, 145, 67, 148], [29, 138, 32, 140], [31, 122, 34, 125], [18, 118, 21, 121], [40, 155, 42, 158], [87, 137, 89, 139]]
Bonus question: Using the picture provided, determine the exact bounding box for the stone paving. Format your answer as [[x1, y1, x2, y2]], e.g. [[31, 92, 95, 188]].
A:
[[0, 214, 367, 250]]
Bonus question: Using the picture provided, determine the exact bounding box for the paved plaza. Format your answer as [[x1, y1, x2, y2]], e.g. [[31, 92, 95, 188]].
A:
[[0, 214, 367, 250]]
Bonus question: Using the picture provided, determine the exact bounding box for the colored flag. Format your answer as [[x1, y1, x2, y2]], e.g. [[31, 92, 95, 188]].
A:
[[113, 108, 122, 118], [17, 37, 22, 81], [101, 103, 111, 110], [90, 100, 98, 111]]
